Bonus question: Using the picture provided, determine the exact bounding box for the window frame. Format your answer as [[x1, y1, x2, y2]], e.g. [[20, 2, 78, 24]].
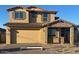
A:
[[31, 11, 37, 18], [43, 13, 49, 22], [29, 11, 37, 23], [48, 28, 57, 36], [13, 11, 26, 20]]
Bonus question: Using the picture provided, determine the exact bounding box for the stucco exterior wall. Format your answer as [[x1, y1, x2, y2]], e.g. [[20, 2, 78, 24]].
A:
[[70, 27, 74, 46], [6, 27, 11, 44], [36, 13, 42, 23], [40, 27, 48, 44], [50, 14, 55, 22]]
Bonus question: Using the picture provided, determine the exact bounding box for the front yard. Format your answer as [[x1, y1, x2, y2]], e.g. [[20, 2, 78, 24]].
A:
[[0, 44, 79, 54]]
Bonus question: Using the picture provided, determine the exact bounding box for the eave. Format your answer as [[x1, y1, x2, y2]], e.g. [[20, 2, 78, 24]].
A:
[[26, 10, 57, 14]]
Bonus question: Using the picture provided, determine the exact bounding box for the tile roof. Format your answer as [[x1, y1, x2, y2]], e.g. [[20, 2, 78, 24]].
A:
[[7, 6, 57, 14], [4, 23, 45, 28]]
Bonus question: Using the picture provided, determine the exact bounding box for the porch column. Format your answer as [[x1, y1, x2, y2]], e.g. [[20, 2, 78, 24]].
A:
[[70, 27, 74, 46], [53, 28, 60, 44], [58, 28, 60, 43], [6, 27, 11, 44]]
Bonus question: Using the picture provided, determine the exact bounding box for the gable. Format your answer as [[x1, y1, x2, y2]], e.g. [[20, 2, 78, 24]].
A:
[[7, 6, 24, 11], [27, 6, 44, 11], [48, 20, 76, 28]]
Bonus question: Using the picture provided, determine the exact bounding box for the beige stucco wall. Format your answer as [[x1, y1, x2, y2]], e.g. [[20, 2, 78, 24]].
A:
[[70, 27, 74, 46], [40, 27, 48, 44], [6, 27, 11, 44], [36, 13, 42, 23], [49, 14, 56, 22]]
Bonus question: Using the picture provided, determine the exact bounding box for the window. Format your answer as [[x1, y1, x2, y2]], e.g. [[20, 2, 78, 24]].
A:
[[14, 11, 25, 20], [48, 28, 56, 36], [43, 13, 49, 22], [31, 12, 37, 18], [61, 28, 65, 37], [29, 11, 37, 23], [61, 28, 70, 37]]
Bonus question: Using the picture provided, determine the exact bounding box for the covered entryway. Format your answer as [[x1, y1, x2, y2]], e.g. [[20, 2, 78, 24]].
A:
[[48, 28, 70, 44], [47, 20, 75, 46]]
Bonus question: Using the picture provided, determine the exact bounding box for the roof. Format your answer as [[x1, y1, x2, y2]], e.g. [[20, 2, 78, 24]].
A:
[[7, 6, 24, 11], [4, 20, 76, 28], [48, 20, 76, 27], [27, 6, 44, 10], [27, 10, 57, 14], [4, 23, 45, 28], [27, 6, 38, 8], [7, 6, 57, 14], [0, 28, 6, 32], [7, 6, 45, 12]]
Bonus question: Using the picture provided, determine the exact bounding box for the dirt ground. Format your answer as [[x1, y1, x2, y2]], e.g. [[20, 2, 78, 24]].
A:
[[1, 44, 79, 54]]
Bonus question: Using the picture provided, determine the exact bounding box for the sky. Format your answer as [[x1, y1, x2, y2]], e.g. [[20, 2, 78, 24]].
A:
[[0, 5, 79, 28]]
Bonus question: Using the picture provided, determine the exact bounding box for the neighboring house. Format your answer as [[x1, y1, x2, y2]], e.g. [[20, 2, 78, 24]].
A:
[[76, 25, 79, 43], [4, 6, 77, 46], [0, 28, 6, 44]]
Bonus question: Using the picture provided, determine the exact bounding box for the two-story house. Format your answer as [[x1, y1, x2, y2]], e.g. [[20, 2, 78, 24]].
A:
[[4, 6, 77, 46]]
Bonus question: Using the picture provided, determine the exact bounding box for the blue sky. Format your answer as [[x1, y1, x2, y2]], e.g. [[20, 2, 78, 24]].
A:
[[0, 5, 79, 28]]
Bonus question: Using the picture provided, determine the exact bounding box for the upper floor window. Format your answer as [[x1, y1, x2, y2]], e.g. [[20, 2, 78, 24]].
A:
[[29, 11, 37, 23], [14, 11, 26, 20], [31, 12, 37, 18], [43, 13, 49, 22]]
